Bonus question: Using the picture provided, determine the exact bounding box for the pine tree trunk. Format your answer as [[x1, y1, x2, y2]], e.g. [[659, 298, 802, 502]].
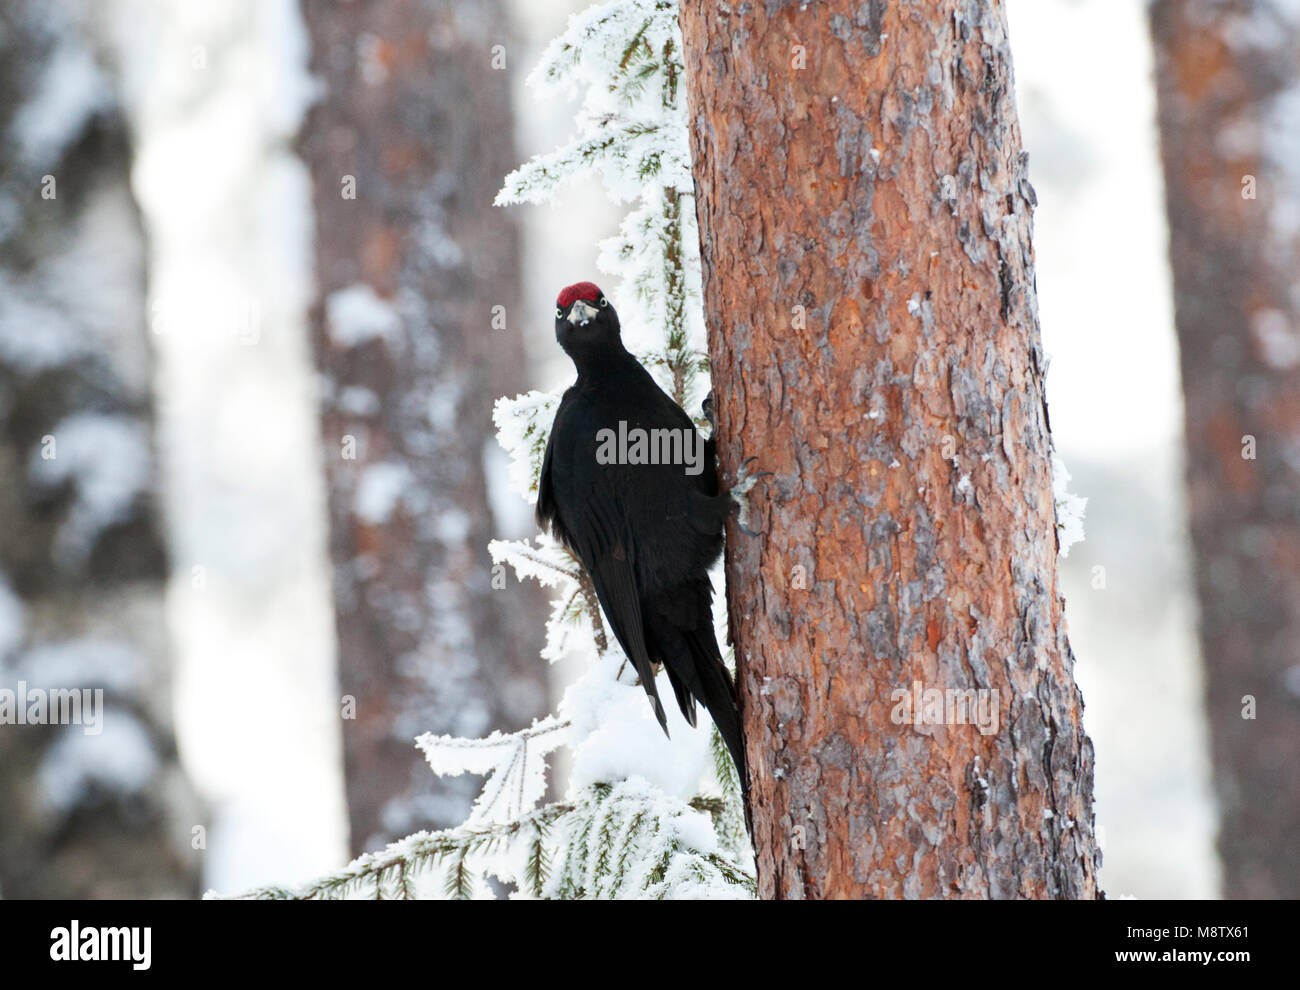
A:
[[299, 0, 548, 854], [1149, 0, 1300, 899], [0, 1, 199, 897], [679, 0, 1100, 899]]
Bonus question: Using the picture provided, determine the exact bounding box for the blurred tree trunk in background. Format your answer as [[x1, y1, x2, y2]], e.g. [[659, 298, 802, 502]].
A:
[[0, 2, 199, 897], [680, 0, 1100, 898], [299, 0, 547, 854], [1150, 0, 1300, 898]]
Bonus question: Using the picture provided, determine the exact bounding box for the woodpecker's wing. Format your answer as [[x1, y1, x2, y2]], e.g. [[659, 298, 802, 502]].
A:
[[568, 497, 669, 732], [536, 392, 669, 732], [535, 419, 559, 537]]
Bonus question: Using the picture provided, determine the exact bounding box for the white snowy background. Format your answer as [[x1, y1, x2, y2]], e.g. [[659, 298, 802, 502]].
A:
[[14, 0, 1214, 897]]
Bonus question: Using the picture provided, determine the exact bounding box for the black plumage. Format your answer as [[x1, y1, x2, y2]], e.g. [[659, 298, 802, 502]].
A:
[[536, 281, 748, 799]]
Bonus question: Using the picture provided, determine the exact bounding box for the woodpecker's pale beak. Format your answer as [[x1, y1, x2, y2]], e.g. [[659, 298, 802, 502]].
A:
[[567, 299, 599, 326]]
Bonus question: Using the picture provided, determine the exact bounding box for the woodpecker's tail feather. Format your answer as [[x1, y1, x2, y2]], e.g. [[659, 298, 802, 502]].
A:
[[664, 665, 698, 728], [650, 619, 752, 833], [660, 625, 750, 811], [684, 627, 748, 798]]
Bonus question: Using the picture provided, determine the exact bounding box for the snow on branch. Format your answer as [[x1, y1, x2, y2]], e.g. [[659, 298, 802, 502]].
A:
[[492, 391, 559, 502], [223, 781, 752, 901], [1051, 450, 1087, 558], [417, 717, 569, 827], [495, 0, 705, 395]]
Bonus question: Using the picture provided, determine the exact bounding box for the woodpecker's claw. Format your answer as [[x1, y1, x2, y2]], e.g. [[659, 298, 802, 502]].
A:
[[702, 390, 717, 437], [730, 455, 772, 536], [733, 455, 773, 493]]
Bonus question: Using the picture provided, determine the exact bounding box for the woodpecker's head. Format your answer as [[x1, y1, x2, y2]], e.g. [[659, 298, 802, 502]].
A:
[[555, 281, 620, 360]]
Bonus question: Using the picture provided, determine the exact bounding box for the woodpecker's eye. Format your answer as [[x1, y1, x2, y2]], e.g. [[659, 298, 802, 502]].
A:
[[556, 306, 563, 318], [599, 296, 608, 307]]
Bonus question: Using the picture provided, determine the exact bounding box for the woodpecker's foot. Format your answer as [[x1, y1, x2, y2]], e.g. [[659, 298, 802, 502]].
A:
[[730, 455, 772, 536]]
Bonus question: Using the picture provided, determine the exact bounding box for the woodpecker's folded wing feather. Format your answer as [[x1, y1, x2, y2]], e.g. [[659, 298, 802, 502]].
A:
[[536, 425, 559, 535], [566, 495, 668, 733]]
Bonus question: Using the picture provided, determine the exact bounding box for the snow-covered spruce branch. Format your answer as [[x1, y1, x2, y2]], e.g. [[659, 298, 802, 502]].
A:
[[226, 783, 753, 900], [417, 716, 570, 826], [495, 0, 704, 392], [488, 536, 582, 587], [227, 800, 575, 901]]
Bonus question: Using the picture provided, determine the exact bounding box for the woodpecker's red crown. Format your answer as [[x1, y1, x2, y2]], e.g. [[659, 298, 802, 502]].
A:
[[557, 281, 603, 309]]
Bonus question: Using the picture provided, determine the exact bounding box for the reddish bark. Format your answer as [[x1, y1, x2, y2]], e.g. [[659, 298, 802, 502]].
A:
[[679, 0, 1100, 899]]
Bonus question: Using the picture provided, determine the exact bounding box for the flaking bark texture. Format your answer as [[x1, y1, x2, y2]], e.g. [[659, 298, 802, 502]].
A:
[[679, 0, 1099, 899], [299, 0, 546, 853], [1150, 0, 1300, 899]]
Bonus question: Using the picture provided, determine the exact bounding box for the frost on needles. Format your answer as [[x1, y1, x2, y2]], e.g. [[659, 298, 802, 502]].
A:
[[222, 0, 753, 901]]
